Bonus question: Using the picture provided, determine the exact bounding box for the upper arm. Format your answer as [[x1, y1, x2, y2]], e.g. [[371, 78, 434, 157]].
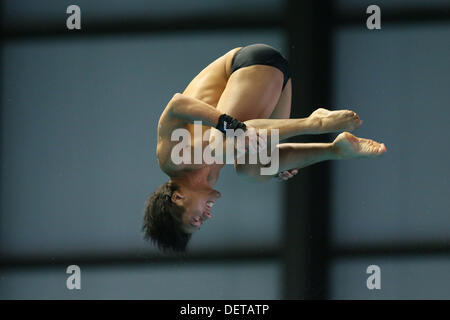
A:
[[157, 94, 214, 173], [158, 93, 184, 136], [166, 93, 221, 128]]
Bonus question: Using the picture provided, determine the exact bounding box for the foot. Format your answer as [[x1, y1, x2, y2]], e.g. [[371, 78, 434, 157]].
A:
[[332, 132, 387, 159], [310, 108, 363, 133]]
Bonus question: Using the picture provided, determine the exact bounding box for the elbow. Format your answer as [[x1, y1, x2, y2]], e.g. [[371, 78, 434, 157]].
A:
[[171, 93, 184, 105], [168, 93, 185, 115]]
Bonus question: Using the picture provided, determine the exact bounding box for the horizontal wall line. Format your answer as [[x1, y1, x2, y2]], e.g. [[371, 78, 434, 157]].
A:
[[4, 241, 449, 269], [332, 242, 450, 258], [2, 12, 283, 41], [2, 6, 450, 41], [0, 246, 281, 270]]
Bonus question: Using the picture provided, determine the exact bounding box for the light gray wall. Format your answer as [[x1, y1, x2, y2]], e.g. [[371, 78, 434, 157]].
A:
[[1, 32, 285, 256], [331, 256, 450, 299], [330, 24, 450, 298], [0, 31, 286, 298], [0, 262, 280, 300], [331, 25, 450, 246]]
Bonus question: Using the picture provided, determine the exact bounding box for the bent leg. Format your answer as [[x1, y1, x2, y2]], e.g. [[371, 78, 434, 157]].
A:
[[236, 132, 387, 183], [234, 142, 335, 183], [216, 65, 284, 121], [269, 79, 292, 119]]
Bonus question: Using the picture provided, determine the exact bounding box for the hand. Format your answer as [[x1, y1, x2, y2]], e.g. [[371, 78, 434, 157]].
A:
[[246, 127, 267, 154], [233, 126, 267, 158], [277, 169, 299, 181]]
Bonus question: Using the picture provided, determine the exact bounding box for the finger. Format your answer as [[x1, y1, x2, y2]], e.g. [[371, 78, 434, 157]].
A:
[[258, 135, 267, 151], [278, 172, 288, 178], [291, 169, 298, 175], [251, 133, 261, 154], [247, 136, 258, 154]]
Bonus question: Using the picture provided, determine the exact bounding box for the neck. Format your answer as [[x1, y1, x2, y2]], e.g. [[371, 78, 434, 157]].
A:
[[170, 168, 211, 190]]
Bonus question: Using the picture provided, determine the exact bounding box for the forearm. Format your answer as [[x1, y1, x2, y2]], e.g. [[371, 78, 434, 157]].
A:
[[169, 93, 221, 127], [243, 117, 322, 141]]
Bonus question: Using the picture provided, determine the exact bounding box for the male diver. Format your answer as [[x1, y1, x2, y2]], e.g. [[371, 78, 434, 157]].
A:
[[143, 44, 387, 252]]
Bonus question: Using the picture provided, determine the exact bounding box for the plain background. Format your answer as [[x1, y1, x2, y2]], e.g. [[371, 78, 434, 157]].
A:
[[1, 0, 449, 299]]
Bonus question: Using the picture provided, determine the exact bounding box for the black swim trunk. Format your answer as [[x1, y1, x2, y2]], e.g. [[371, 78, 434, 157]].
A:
[[230, 43, 291, 90]]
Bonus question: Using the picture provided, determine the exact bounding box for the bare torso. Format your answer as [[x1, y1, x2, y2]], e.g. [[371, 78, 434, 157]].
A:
[[156, 47, 242, 184]]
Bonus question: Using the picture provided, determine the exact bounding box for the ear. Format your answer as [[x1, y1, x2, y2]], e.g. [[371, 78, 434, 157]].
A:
[[171, 191, 184, 204]]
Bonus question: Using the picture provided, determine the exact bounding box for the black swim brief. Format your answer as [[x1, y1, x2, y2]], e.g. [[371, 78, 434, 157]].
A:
[[230, 43, 291, 90]]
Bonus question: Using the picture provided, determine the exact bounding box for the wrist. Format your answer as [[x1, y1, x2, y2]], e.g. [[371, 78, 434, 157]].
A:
[[216, 114, 247, 134]]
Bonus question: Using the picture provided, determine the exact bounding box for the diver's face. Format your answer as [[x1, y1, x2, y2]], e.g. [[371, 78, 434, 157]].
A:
[[172, 188, 221, 233]]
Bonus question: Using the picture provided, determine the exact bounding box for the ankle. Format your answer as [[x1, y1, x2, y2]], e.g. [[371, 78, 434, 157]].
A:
[[329, 142, 342, 160], [306, 116, 323, 134]]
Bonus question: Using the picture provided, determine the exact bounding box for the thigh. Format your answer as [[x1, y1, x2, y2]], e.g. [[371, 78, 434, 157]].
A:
[[216, 64, 284, 121], [269, 78, 292, 119]]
